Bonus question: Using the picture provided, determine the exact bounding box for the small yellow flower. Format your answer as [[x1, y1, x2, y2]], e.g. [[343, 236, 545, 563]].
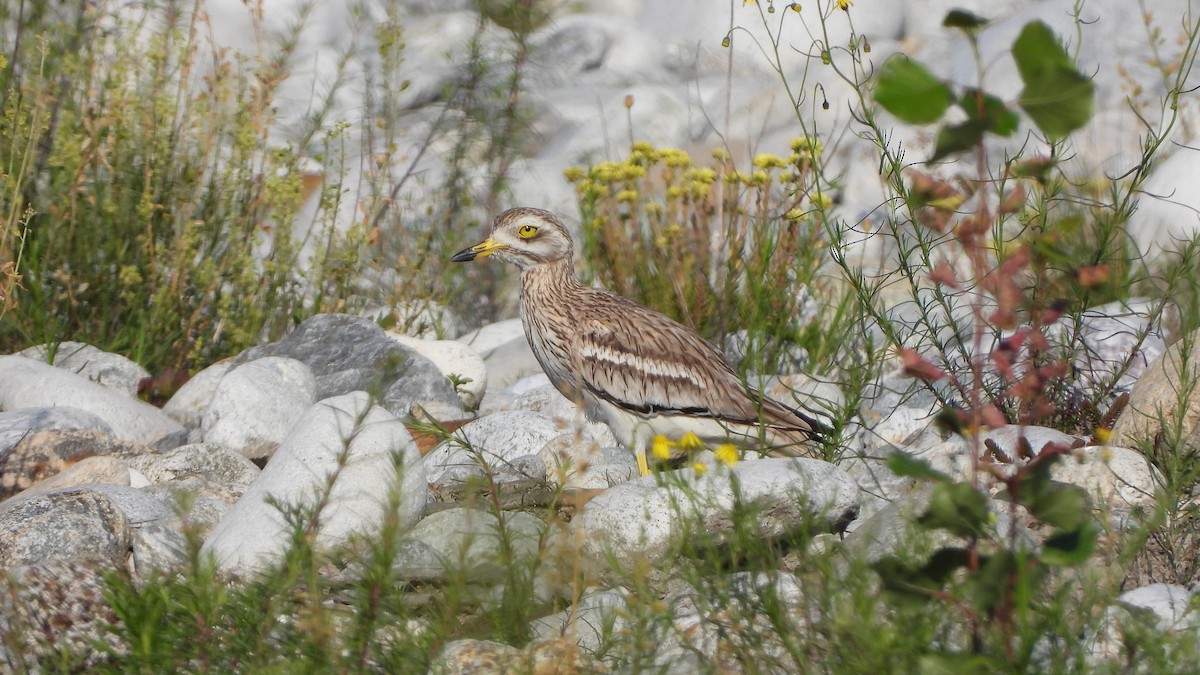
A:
[[592, 161, 620, 182], [1094, 428, 1113, 445], [714, 444, 740, 466], [790, 136, 824, 157], [659, 148, 692, 168], [678, 432, 704, 451], [618, 163, 647, 180], [616, 189, 639, 203], [813, 192, 833, 210], [785, 208, 805, 221], [753, 153, 788, 169], [691, 462, 708, 474], [632, 140, 655, 154], [752, 170, 771, 185], [651, 434, 673, 460], [836, 0, 852, 10], [563, 166, 586, 182]]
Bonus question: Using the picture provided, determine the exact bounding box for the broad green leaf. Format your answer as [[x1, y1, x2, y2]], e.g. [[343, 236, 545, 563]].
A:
[[930, 121, 985, 162], [875, 56, 954, 125], [920, 482, 990, 538], [1042, 523, 1100, 566], [1010, 453, 1089, 530], [960, 89, 1019, 136], [886, 452, 950, 482], [873, 547, 969, 600], [1026, 483, 1090, 530], [1013, 21, 1095, 139], [942, 9, 989, 32]]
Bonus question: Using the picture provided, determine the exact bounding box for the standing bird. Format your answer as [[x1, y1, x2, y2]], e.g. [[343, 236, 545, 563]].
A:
[[451, 207, 826, 474]]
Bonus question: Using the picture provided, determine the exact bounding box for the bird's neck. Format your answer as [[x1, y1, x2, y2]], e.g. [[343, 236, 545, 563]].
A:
[[520, 258, 582, 302]]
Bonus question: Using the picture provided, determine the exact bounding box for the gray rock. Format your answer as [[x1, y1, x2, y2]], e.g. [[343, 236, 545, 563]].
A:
[[981, 425, 1083, 464], [200, 357, 317, 459], [0, 356, 185, 447], [427, 639, 521, 675], [1117, 583, 1199, 631], [456, 318, 525, 358], [1088, 583, 1199, 665], [8, 455, 131, 500], [0, 559, 122, 670], [0, 488, 132, 568], [424, 410, 564, 485], [233, 313, 462, 419], [511, 383, 617, 446], [0, 428, 155, 500], [402, 507, 545, 583], [526, 17, 611, 88], [478, 335, 543, 394], [1129, 147, 1200, 258], [529, 588, 631, 654], [162, 361, 233, 429], [653, 572, 810, 673], [1049, 446, 1160, 517], [1112, 328, 1200, 456], [129, 442, 260, 497], [391, 538, 452, 582], [390, 334, 487, 410], [537, 434, 637, 489], [202, 392, 428, 573], [570, 458, 859, 577], [0, 407, 114, 453], [63, 483, 177, 525], [131, 520, 189, 575], [18, 341, 150, 396], [428, 636, 604, 675], [859, 371, 941, 450]]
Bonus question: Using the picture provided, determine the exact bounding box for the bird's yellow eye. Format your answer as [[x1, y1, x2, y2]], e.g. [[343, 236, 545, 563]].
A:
[[517, 224, 539, 239]]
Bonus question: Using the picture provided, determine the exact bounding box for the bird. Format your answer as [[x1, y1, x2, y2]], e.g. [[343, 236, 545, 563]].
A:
[[451, 207, 826, 474]]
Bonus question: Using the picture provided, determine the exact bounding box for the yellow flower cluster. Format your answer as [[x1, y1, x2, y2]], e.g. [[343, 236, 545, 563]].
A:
[[563, 139, 827, 210], [753, 153, 789, 170], [790, 135, 824, 160], [649, 433, 740, 467]]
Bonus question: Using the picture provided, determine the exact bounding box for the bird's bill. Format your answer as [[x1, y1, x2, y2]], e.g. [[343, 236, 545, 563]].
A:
[[450, 238, 506, 262]]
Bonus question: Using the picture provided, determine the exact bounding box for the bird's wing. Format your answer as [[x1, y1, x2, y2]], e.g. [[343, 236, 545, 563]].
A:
[[569, 292, 795, 428]]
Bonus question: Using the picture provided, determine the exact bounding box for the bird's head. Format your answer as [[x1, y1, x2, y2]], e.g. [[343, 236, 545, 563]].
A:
[[451, 207, 574, 271]]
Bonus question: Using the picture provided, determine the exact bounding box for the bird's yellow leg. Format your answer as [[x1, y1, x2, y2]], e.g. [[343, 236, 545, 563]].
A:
[[636, 446, 650, 476]]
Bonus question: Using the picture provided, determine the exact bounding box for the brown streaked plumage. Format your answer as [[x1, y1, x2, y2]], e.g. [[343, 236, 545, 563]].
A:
[[451, 207, 825, 473]]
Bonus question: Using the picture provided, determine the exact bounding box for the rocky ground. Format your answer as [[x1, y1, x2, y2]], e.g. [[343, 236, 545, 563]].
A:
[[0, 303, 1196, 669]]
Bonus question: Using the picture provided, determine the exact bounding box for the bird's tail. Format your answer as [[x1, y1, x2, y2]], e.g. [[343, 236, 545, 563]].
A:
[[759, 395, 831, 458]]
